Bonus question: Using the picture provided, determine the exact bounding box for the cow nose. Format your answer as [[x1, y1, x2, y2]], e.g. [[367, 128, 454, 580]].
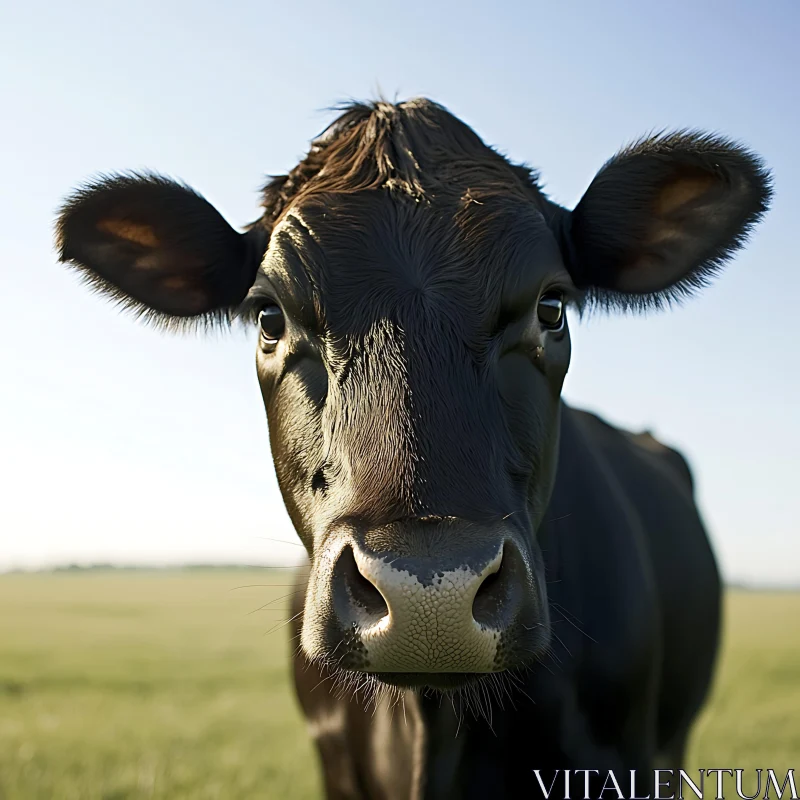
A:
[[330, 538, 525, 673]]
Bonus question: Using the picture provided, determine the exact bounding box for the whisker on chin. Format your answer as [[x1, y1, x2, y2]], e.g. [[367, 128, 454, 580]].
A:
[[310, 661, 540, 732], [255, 536, 307, 548], [263, 610, 304, 637]]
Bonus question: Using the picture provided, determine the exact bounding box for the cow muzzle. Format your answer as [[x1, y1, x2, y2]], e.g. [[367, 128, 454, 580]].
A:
[[302, 520, 543, 676]]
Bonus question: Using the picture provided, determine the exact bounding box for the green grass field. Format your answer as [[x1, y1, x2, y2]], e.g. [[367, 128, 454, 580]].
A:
[[0, 571, 797, 799]]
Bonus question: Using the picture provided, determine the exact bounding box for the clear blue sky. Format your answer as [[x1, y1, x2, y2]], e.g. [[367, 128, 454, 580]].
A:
[[1, 0, 797, 584]]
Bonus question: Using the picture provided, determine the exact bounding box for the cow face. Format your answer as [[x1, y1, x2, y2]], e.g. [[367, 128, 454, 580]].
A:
[[56, 99, 770, 690], [248, 188, 568, 685]]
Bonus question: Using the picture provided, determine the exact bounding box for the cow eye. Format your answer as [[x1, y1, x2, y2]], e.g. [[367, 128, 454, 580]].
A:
[[258, 304, 285, 343], [537, 293, 564, 330]]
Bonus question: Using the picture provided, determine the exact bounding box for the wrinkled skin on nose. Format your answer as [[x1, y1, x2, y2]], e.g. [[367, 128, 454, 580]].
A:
[[349, 543, 503, 672], [302, 520, 546, 677]]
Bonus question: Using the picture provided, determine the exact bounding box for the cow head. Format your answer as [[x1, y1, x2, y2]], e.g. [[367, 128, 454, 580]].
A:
[[56, 99, 770, 690]]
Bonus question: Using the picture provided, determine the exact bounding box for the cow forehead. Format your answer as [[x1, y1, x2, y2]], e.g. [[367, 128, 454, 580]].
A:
[[260, 191, 564, 339]]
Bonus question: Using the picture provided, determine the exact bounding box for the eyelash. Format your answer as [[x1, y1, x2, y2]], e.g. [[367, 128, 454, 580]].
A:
[[239, 294, 277, 325]]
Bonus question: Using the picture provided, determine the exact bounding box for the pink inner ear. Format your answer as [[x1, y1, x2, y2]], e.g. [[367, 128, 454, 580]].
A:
[[612, 171, 726, 293], [97, 219, 160, 248], [141, 270, 210, 315], [654, 173, 718, 216], [83, 238, 213, 316], [614, 251, 690, 294], [133, 256, 212, 316]]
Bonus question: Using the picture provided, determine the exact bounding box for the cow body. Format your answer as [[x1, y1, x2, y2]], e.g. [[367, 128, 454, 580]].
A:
[[56, 98, 767, 800], [291, 405, 720, 799]]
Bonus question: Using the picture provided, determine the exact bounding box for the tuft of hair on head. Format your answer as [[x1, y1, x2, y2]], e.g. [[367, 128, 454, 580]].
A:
[[258, 97, 515, 227]]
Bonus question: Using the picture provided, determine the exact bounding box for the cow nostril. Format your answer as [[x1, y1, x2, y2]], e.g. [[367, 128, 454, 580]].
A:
[[338, 546, 388, 622], [472, 564, 504, 627], [472, 545, 519, 629]]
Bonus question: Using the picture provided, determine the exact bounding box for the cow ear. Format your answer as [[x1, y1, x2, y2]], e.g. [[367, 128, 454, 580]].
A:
[[56, 173, 263, 329], [553, 132, 771, 310]]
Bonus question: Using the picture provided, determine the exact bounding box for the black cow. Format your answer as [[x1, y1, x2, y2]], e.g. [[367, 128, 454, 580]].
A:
[[56, 99, 770, 799]]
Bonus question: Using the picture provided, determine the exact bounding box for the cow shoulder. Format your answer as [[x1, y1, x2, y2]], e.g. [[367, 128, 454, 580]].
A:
[[566, 407, 721, 754], [625, 430, 695, 495], [568, 408, 695, 500]]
